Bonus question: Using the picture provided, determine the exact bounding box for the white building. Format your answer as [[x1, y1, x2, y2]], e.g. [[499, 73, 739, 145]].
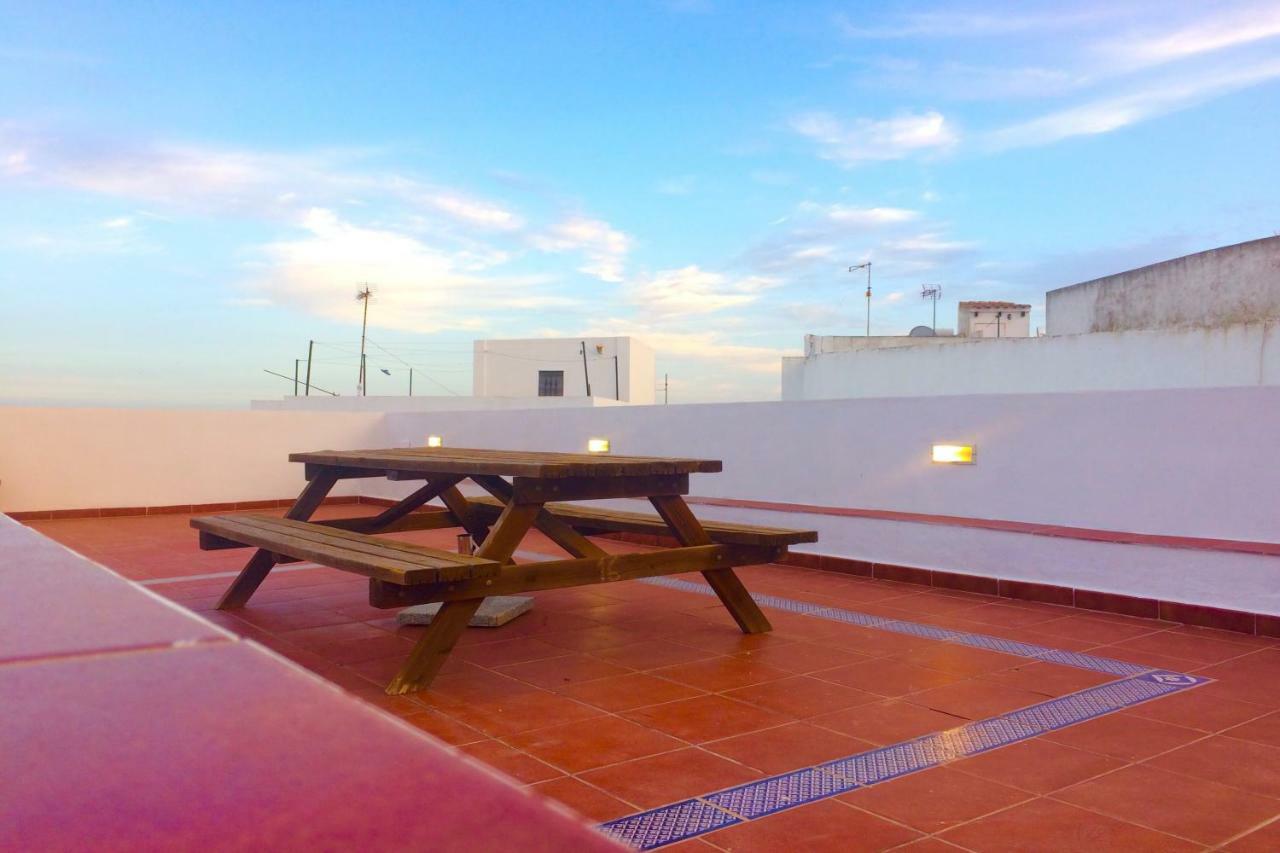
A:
[[473, 337, 656, 404], [957, 301, 1031, 338]]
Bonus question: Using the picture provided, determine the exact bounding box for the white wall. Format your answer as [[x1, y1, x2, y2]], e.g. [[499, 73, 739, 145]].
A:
[[0, 409, 382, 511], [362, 387, 1280, 613], [472, 337, 655, 403], [783, 322, 1280, 401], [1047, 235, 1280, 335], [249, 395, 626, 413]]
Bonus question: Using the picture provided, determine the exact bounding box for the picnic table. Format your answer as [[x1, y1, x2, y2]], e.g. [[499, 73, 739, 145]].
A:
[[192, 448, 817, 694]]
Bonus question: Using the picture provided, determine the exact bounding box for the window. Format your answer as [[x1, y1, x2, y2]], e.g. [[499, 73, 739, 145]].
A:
[[537, 370, 564, 397]]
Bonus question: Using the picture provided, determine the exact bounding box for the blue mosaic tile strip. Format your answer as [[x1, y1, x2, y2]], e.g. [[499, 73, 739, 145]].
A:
[[599, 671, 1208, 849], [599, 798, 740, 849], [641, 576, 1150, 676]]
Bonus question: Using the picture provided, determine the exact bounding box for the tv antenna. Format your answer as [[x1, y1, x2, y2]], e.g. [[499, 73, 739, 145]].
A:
[[355, 283, 375, 396], [921, 284, 942, 332]]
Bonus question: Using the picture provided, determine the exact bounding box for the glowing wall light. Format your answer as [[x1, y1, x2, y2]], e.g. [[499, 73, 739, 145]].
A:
[[426, 435, 444, 448], [932, 443, 974, 464], [587, 438, 611, 454]]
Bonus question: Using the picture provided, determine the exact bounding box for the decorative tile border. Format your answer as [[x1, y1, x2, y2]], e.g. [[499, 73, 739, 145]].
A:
[[601, 579, 1209, 849], [601, 671, 1207, 849]]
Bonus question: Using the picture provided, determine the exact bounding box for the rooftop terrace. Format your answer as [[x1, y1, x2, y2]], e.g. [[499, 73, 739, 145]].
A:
[[4, 387, 1280, 849]]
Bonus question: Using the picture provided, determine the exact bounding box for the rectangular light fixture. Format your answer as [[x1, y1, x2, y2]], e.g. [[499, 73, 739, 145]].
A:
[[932, 443, 974, 464], [587, 438, 610, 453], [425, 435, 444, 448]]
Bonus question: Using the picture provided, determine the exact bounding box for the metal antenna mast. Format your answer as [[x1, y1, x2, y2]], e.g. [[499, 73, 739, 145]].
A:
[[921, 284, 942, 332], [355, 284, 374, 396], [849, 262, 872, 336]]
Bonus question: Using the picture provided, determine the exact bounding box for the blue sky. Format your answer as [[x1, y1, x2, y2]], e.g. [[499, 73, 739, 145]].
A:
[[3, 0, 1279, 405]]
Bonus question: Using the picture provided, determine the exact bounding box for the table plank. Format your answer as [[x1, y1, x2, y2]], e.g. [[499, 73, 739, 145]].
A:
[[289, 447, 722, 479]]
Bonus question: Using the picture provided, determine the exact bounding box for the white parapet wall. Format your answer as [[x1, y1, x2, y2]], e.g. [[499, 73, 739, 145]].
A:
[[782, 322, 1280, 401], [4, 386, 1280, 616], [0, 408, 383, 511]]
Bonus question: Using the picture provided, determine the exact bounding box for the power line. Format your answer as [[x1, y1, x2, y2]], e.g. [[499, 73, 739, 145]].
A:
[[262, 369, 337, 396]]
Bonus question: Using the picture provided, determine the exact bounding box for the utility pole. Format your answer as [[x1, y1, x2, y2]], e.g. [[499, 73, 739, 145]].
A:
[[664, 373, 669, 405], [921, 285, 942, 332], [409, 368, 413, 397], [305, 340, 314, 396], [356, 284, 373, 396], [849, 262, 872, 336], [580, 341, 592, 397], [293, 359, 302, 396], [613, 355, 620, 401]]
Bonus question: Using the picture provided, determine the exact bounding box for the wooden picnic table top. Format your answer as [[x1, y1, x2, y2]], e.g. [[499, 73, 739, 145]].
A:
[[289, 447, 723, 479]]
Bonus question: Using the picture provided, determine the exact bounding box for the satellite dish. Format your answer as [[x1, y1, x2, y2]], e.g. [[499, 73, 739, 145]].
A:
[[908, 325, 936, 337]]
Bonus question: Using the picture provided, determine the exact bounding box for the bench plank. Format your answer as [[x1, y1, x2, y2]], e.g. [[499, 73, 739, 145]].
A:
[[191, 514, 498, 585], [466, 496, 817, 546]]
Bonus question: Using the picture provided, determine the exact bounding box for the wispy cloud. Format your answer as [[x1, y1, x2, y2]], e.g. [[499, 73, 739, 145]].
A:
[[656, 175, 697, 196], [531, 216, 631, 282], [789, 111, 957, 167], [1100, 4, 1280, 70], [986, 55, 1280, 150], [836, 8, 1107, 39], [628, 266, 778, 318]]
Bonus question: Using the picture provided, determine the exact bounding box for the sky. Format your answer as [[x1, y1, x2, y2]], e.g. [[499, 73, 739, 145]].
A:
[[2, 0, 1279, 406]]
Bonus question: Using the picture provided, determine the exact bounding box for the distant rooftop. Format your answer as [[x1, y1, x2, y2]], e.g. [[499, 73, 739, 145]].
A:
[[958, 301, 1031, 310]]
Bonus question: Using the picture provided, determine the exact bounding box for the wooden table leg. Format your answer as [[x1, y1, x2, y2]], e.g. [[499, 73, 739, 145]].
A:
[[439, 484, 492, 548], [386, 500, 541, 694], [650, 495, 772, 635], [216, 472, 338, 610], [358, 475, 461, 532], [472, 475, 606, 559]]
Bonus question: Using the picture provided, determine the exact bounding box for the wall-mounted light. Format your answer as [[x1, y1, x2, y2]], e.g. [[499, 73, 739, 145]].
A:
[[932, 443, 974, 464], [426, 435, 444, 448], [587, 438, 611, 453]]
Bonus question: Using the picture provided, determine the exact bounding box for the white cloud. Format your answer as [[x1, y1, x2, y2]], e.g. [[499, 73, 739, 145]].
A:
[[1103, 5, 1280, 70], [100, 216, 133, 229], [656, 175, 696, 196], [532, 216, 632, 282], [426, 193, 524, 231], [836, 8, 1107, 39], [790, 111, 958, 167], [986, 56, 1280, 150], [822, 205, 920, 226], [247, 208, 562, 333], [628, 265, 778, 318]]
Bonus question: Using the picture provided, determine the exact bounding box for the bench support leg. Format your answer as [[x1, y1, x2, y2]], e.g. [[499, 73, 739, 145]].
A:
[[650, 495, 772, 635], [216, 472, 338, 610], [386, 500, 540, 694]]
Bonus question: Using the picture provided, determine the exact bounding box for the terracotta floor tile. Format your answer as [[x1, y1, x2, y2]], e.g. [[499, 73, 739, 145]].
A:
[[810, 699, 967, 746], [590, 640, 720, 670], [504, 715, 684, 773], [704, 722, 873, 774], [817, 625, 937, 657], [1195, 651, 1280, 707], [814, 658, 964, 698], [840, 766, 1030, 834], [493, 652, 633, 689], [1224, 818, 1280, 852], [538, 624, 653, 653], [723, 675, 881, 719], [457, 739, 564, 784], [1107, 630, 1259, 665], [579, 747, 760, 809], [1035, 615, 1164, 645], [529, 776, 635, 823], [892, 645, 1024, 678], [732, 640, 871, 674], [399, 709, 488, 746], [650, 656, 793, 693], [906, 680, 1047, 720], [1148, 735, 1280, 798], [1121, 683, 1270, 732], [452, 637, 574, 668], [706, 799, 920, 852], [951, 737, 1126, 794], [556, 672, 705, 711], [1225, 709, 1280, 747], [958, 603, 1064, 630], [1041, 712, 1204, 761], [1055, 763, 1279, 845], [309, 633, 417, 665], [426, 689, 605, 738], [977, 662, 1114, 698], [940, 796, 1199, 852], [623, 694, 788, 743]]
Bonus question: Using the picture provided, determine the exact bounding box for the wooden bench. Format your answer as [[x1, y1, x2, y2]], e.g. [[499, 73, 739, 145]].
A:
[[466, 495, 818, 547], [191, 514, 500, 586]]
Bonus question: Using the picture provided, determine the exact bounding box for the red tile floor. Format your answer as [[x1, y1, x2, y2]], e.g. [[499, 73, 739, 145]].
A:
[[26, 507, 1280, 851]]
